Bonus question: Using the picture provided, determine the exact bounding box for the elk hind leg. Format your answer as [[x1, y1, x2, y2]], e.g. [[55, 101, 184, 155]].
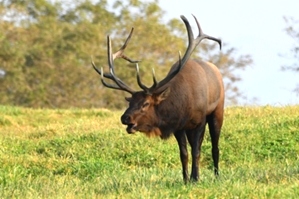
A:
[[207, 108, 223, 176]]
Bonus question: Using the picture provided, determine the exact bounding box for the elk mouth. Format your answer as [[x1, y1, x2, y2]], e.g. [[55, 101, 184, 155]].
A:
[[126, 123, 137, 134]]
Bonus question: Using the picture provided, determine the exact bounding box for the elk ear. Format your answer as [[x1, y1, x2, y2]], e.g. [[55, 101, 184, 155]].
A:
[[154, 87, 170, 104], [125, 97, 132, 102]]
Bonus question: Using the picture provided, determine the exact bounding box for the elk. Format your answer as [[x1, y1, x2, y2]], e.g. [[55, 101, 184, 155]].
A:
[[92, 15, 224, 182]]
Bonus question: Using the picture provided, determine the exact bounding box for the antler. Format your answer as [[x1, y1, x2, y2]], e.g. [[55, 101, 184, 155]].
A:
[[148, 14, 222, 93], [93, 15, 221, 95], [92, 28, 139, 94]]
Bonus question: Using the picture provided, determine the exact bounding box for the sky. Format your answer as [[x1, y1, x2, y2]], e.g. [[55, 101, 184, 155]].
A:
[[159, 0, 299, 106]]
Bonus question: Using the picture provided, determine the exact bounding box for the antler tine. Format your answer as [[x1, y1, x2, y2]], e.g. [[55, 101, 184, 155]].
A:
[[109, 28, 149, 93], [112, 28, 140, 63], [147, 67, 158, 92], [149, 51, 182, 93], [135, 64, 158, 94], [92, 59, 135, 94], [92, 58, 112, 79], [106, 28, 146, 93], [92, 28, 141, 94], [99, 67, 126, 91], [151, 68, 158, 88], [136, 63, 150, 93], [192, 14, 222, 50]]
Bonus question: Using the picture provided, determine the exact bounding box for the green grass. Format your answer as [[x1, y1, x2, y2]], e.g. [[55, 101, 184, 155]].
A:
[[0, 105, 299, 198]]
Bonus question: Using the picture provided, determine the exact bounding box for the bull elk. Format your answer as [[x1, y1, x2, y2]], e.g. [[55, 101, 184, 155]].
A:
[[92, 15, 224, 182]]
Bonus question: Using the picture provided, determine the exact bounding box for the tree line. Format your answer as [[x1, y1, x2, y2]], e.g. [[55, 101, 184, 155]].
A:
[[0, 0, 253, 109]]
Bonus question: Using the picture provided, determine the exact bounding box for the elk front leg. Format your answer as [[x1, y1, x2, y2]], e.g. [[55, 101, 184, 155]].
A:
[[186, 122, 206, 181], [174, 130, 188, 183]]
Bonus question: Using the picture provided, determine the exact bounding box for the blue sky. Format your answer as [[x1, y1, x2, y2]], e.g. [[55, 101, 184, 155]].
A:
[[159, 0, 299, 106]]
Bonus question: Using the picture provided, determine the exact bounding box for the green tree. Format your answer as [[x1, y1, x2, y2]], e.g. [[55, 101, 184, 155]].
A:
[[0, 0, 115, 108], [0, 0, 253, 109]]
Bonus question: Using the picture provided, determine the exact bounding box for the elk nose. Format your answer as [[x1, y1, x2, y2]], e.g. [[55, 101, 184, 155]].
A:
[[121, 114, 131, 125]]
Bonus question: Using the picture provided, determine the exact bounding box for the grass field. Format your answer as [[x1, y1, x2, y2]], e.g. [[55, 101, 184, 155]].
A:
[[0, 105, 299, 198]]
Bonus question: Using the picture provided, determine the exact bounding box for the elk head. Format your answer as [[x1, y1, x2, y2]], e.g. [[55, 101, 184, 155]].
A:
[[92, 15, 221, 136]]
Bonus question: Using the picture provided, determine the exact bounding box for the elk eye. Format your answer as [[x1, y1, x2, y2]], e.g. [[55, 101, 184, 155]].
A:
[[142, 102, 150, 108]]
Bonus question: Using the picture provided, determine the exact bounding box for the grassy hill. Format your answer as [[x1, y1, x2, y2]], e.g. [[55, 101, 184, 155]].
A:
[[0, 105, 299, 198]]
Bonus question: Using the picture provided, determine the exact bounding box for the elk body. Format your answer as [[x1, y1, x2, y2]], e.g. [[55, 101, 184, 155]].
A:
[[92, 15, 224, 182]]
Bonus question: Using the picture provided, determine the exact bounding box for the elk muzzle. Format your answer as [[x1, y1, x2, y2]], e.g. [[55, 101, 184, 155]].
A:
[[121, 113, 137, 134], [121, 114, 131, 124]]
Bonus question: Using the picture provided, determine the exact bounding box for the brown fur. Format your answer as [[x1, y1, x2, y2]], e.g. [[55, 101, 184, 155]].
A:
[[121, 59, 224, 182]]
